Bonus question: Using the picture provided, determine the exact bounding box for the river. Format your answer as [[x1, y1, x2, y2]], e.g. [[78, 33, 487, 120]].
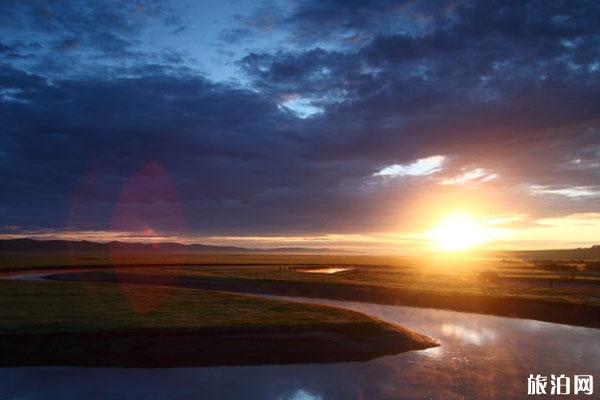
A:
[[1, 293, 598, 399]]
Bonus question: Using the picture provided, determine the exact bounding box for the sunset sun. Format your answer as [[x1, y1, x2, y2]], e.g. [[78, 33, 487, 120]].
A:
[[429, 213, 491, 252]]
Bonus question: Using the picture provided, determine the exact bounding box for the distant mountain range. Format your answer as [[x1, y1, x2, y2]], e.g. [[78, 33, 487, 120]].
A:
[[511, 245, 600, 260], [2, 238, 598, 259], [0, 238, 331, 254]]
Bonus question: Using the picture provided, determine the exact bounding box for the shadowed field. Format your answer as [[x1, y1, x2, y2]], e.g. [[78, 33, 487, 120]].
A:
[[0, 278, 437, 367]]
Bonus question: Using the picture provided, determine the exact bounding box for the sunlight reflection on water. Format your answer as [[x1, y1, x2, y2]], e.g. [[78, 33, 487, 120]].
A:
[[298, 268, 352, 274]]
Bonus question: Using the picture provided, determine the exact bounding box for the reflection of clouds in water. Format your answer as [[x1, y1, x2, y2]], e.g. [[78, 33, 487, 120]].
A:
[[421, 346, 443, 359], [522, 318, 565, 332], [440, 323, 497, 346], [279, 388, 322, 400]]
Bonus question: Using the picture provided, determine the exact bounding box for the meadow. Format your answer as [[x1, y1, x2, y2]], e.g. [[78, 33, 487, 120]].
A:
[[2, 249, 599, 328], [0, 277, 437, 367]]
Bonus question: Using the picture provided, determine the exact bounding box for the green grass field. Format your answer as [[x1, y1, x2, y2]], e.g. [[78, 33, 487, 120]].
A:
[[123, 258, 600, 307], [0, 276, 440, 367], [2, 251, 599, 324], [0, 251, 399, 271], [0, 278, 375, 335]]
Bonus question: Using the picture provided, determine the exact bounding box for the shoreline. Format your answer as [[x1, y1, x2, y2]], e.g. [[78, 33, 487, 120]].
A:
[[0, 275, 439, 368], [0, 322, 437, 368]]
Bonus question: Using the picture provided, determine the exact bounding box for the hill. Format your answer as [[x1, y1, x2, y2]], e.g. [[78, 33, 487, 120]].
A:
[[0, 238, 328, 254]]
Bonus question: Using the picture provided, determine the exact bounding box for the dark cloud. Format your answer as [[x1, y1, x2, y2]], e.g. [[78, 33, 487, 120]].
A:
[[1, 0, 600, 238], [0, 62, 331, 233], [0, 0, 178, 52], [218, 28, 256, 45], [284, 0, 459, 45], [234, 0, 460, 47], [241, 1, 600, 172], [0, 0, 186, 77]]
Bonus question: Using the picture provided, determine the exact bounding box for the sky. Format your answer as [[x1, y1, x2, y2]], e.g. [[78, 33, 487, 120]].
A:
[[0, 0, 599, 253]]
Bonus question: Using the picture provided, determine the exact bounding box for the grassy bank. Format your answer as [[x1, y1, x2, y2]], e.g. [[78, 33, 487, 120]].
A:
[[0, 279, 436, 367]]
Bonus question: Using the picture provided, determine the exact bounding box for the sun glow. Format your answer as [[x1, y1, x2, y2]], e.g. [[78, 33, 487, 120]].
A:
[[429, 213, 491, 252]]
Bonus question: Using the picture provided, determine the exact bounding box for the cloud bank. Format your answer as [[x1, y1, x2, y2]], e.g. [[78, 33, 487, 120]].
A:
[[1, 0, 599, 249]]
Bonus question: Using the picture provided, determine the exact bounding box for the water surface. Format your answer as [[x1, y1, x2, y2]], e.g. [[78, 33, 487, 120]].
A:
[[298, 267, 353, 274], [1, 296, 598, 399]]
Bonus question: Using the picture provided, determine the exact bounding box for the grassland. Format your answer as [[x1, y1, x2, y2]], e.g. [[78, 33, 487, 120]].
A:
[[0, 278, 436, 367], [9, 249, 594, 327], [34, 252, 596, 306], [157, 259, 600, 307], [2, 249, 600, 328], [0, 278, 375, 334], [0, 250, 402, 271]]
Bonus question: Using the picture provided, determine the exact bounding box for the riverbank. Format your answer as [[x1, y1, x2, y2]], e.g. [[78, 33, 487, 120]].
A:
[[0, 323, 436, 368], [0, 279, 436, 367]]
